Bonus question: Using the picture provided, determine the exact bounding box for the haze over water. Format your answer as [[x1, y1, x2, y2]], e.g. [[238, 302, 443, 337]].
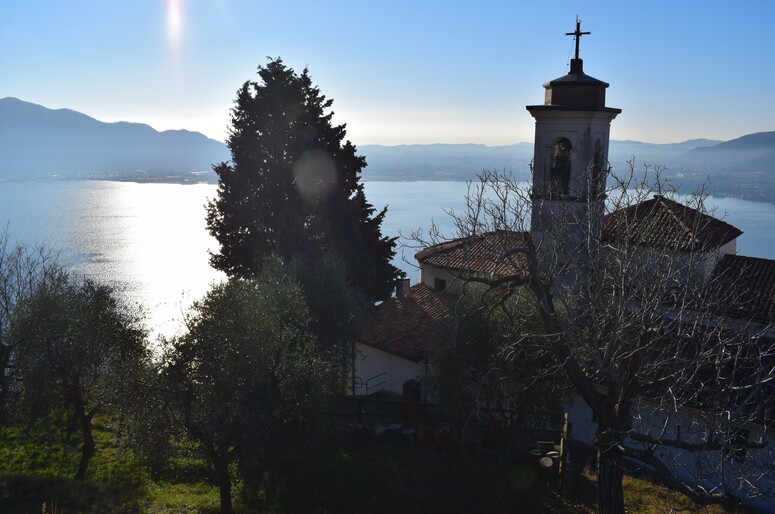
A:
[[1, 180, 773, 339]]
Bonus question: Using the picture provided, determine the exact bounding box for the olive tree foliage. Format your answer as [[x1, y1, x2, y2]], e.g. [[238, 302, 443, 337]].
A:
[[0, 231, 64, 414], [206, 57, 399, 302], [431, 283, 569, 433], [6, 273, 149, 481], [163, 259, 333, 514], [288, 251, 364, 389], [413, 163, 775, 513]]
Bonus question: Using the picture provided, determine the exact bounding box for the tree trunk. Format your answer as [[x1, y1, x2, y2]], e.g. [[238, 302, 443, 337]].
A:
[[74, 409, 96, 481], [597, 444, 625, 514], [215, 456, 234, 514]]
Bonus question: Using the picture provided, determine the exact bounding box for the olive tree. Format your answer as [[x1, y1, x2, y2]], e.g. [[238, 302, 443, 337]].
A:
[[289, 251, 364, 390], [163, 259, 332, 514], [431, 283, 569, 433], [0, 232, 64, 414], [7, 274, 149, 480]]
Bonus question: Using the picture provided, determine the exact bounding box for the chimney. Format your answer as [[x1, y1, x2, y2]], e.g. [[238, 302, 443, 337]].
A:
[[395, 278, 411, 299]]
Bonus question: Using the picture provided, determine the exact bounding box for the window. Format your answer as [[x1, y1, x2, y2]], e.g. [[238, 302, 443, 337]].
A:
[[550, 137, 572, 198], [434, 277, 447, 293]]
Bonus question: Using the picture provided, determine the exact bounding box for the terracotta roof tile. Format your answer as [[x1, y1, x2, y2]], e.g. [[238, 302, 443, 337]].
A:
[[603, 195, 742, 252], [415, 230, 529, 277], [359, 283, 456, 361], [708, 254, 775, 323]]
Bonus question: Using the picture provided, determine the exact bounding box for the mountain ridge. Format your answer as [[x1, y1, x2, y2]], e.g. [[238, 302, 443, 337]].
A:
[[1, 98, 772, 201], [0, 97, 230, 181]]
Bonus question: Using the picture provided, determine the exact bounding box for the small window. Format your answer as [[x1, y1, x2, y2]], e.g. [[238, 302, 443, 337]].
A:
[[434, 278, 447, 293], [403, 378, 421, 402], [550, 137, 572, 198]]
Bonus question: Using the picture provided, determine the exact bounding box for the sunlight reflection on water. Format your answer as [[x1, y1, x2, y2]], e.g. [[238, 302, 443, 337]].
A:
[[0, 181, 224, 340]]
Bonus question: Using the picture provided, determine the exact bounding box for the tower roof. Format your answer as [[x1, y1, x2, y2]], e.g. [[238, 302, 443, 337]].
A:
[[536, 57, 615, 111], [527, 19, 621, 113], [547, 59, 608, 87]]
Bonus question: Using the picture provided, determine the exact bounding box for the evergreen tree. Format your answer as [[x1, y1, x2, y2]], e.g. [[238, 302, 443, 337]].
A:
[[206, 58, 398, 301]]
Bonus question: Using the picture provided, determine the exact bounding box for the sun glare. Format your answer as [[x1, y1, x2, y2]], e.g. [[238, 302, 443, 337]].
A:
[[167, 0, 183, 53]]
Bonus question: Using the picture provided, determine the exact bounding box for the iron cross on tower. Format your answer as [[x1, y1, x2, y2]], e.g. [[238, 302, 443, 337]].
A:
[[566, 17, 590, 60]]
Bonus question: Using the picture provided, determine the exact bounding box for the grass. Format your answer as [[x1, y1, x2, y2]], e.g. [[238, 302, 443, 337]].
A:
[[574, 464, 736, 514], [141, 481, 220, 514], [0, 419, 753, 513], [0, 417, 145, 513], [623, 474, 732, 514]]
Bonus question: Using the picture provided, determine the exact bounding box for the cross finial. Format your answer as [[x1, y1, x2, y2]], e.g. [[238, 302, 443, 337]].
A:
[[565, 16, 590, 60]]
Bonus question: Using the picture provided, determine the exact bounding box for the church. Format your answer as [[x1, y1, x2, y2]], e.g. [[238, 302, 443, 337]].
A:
[[351, 20, 775, 510]]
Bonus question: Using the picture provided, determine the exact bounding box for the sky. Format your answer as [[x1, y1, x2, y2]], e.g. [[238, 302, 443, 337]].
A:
[[1, 1, 774, 146]]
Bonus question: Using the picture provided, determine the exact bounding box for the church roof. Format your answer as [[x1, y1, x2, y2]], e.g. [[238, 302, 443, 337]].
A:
[[359, 283, 455, 362], [707, 254, 775, 323], [603, 195, 743, 252], [415, 230, 529, 278]]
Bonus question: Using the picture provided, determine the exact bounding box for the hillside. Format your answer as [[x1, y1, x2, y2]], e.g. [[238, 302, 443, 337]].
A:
[[0, 97, 229, 181], [684, 132, 775, 170]]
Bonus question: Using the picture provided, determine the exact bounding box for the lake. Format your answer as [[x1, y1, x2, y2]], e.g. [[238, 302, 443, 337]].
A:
[[1, 179, 774, 338]]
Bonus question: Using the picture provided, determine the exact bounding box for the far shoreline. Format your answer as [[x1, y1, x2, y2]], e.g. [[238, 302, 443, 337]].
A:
[[1, 175, 774, 206]]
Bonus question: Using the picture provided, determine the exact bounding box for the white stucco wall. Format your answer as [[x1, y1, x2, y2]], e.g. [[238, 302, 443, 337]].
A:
[[352, 342, 426, 398], [420, 265, 462, 295]]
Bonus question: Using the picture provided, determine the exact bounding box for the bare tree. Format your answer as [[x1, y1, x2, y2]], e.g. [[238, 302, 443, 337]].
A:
[[411, 163, 775, 513]]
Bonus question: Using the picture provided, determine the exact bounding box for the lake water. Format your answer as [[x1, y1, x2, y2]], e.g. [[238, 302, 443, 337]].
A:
[[1, 180, 773, 338]]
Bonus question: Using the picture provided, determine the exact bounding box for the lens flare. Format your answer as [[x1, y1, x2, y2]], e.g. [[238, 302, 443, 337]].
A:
[[294, 149, 338, 205], [167, 0, 183, 54]]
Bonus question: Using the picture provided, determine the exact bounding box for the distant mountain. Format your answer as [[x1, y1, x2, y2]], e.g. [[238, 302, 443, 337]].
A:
[[0, 97, 229, 181], [359, 139, 727, 182], [359, 135, 775, 203], [685, 132, 775, 168], [695, 131, 775, 151], [607, 139, 722, 168], [1, 98, 772, 202], [360, 143, 534, 181], [670, 132, 775, 202]]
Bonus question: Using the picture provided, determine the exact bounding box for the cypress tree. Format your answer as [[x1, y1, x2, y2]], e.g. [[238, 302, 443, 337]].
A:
[[206, 58, 398, 301]]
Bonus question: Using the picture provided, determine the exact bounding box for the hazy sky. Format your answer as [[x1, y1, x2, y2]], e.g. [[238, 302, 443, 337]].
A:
[[2, 1, 773, 146]]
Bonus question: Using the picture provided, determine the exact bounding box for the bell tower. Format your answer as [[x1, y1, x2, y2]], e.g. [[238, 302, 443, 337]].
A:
[[527, 19, 621, 269]]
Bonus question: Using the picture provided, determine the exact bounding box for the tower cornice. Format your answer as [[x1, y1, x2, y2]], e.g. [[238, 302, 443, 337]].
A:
[[526, 105, 622, 116]]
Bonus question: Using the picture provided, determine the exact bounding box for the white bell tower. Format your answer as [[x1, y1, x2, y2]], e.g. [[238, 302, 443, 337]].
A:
[[527, 19, 621, 269]]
